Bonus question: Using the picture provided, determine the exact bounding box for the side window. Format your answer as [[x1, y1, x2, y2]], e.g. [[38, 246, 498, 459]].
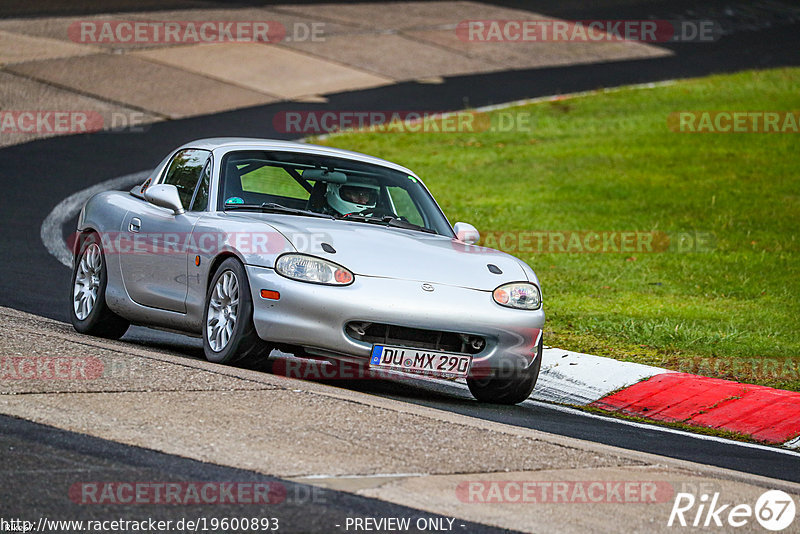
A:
[[190, 159, 211, 212], [162, 149, 211, 209], [240, 165, 309, 200]]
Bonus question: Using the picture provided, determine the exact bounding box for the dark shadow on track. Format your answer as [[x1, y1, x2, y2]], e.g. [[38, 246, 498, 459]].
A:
[[0, 414, 518, 533], [257, 353, 800, 484], [107, 330, 800, 484]]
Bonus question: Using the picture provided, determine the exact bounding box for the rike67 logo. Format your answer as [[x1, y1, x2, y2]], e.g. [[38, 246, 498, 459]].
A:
[[668, 490, 796, 531]]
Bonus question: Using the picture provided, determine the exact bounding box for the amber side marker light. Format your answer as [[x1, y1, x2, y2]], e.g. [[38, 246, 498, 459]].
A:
[[260, 290, 280, 300]]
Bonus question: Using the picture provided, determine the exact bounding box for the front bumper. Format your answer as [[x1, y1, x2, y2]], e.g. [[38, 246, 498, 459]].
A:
[[246, 264, 544, 375]]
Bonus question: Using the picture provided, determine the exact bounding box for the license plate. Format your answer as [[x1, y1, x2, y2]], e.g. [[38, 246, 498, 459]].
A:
[[369, 345, 472, 378]]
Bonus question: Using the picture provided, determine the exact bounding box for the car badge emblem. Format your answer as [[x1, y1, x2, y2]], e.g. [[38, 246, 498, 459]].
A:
[[421, 283, 434, 292]]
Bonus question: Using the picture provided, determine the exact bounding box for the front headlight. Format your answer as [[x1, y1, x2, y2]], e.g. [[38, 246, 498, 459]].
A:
[[275, 254, 354, 286], [493, 282, 541, 310]]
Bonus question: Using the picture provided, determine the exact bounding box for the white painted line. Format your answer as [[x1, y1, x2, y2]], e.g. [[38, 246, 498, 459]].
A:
[[535, 347, 673, 405], [785, 436, 800, 450], [525, 399, 800, 458], [40, 171, 151, 267], [376, 371, 800, 454]]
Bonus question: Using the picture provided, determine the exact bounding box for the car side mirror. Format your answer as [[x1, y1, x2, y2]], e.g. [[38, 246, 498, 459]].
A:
[[144, 184, 185, 215], [454, 222, 480, 245]]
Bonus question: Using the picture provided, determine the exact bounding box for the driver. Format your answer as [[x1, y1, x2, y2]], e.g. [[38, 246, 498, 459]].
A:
[[325, 181, 381, 216]]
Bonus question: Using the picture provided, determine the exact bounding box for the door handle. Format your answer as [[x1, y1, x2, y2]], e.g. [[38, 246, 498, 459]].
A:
[[129, 217, 141, 233]]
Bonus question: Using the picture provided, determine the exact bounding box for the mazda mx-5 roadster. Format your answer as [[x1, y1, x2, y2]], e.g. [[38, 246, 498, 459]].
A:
[[70, 138, 544, 404]]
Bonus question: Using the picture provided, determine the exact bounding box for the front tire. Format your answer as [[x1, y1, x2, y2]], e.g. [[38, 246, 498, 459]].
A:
[[467, 336, 543, 405], [70, 233, 129, 339], [203, 258, 271, 365]]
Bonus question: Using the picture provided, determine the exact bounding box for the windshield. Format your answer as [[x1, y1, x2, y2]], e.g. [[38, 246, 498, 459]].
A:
[[218, 150, 453, 236]]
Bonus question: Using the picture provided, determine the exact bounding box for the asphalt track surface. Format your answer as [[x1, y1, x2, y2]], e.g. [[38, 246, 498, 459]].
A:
[[119, 330, 800, 484], [4, 2, 800, 319], [0, 414, 517, 533], [1, 0, 799, 518]]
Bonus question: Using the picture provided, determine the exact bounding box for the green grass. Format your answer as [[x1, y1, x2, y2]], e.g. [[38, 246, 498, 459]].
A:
[[311, 68, 800, 391]]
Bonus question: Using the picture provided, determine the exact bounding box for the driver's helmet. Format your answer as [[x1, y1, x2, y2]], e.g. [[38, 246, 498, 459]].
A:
[[325, 181, 380, 215]]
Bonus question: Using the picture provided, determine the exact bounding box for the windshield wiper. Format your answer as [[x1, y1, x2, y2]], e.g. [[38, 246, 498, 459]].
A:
[[225, 203, 334, 219], [340, 214, 436, 234]]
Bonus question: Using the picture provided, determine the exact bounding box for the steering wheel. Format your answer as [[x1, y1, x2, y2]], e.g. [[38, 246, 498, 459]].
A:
[[357, 207, 398, 218]]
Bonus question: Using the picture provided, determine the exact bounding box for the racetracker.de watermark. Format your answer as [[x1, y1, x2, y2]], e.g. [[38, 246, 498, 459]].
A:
[[457, 480, 675, 503], [71, 230, 716, 257], [68, 20, 325, 44], [70, 231, 332, 256], [457, 19, 719, 43], [69, 482, 287, 505], [668, 111, 800, 133], [0, 110, 150, 135], [0, 356, 104, 380], [273, 110, 535, 134], [458, 231, 716, 254], [271, 357, 505, 381]]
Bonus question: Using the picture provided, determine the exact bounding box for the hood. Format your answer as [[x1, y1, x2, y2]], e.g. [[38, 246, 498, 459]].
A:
[[229, 213, 529, 291]]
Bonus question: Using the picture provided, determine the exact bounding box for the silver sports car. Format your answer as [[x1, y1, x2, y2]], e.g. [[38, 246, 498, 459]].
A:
[[70, 138, 544, 404]]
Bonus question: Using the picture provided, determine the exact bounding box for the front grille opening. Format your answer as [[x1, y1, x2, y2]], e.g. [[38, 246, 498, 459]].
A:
[[346, 322, 486, 355]]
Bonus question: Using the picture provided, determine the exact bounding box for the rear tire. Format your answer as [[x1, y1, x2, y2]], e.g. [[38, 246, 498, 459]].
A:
[[203, 257, 272, 365], [69, 232, 130, 339], [467, 336, 543, 405]]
